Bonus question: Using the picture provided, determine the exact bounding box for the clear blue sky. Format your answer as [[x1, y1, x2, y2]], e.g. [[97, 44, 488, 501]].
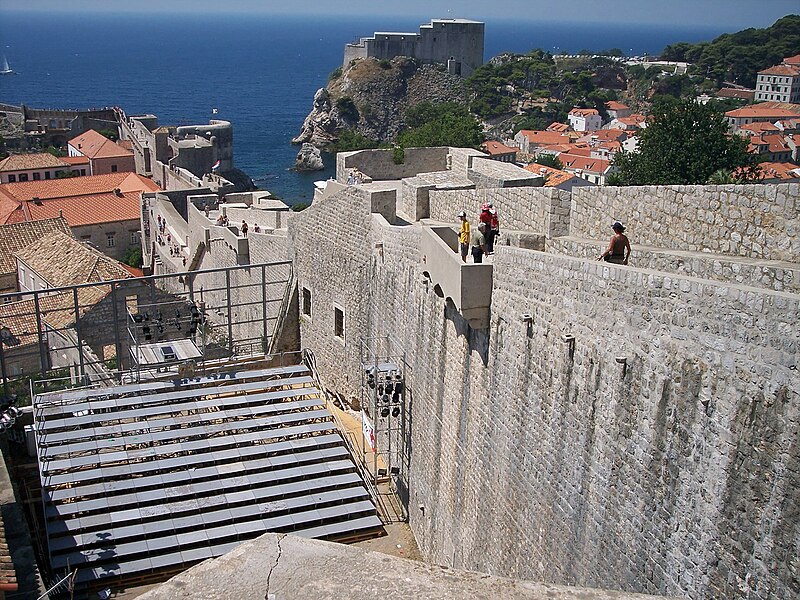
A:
[[3, 0, 798, 29]]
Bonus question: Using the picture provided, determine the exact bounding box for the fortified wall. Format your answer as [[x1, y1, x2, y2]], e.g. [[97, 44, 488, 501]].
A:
[[343, 18, 485, 77], [289, 147, 799, 600]]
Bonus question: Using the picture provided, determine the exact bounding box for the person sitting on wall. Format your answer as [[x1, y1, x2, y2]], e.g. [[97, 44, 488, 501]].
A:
[[253, 223, 261, 234], [471, 222, 487, 263], [215, 214, 225, 226], [458, 211, 470, 263], [597, 221, 631, 265]]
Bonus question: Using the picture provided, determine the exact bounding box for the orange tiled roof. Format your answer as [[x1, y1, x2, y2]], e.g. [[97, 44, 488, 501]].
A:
[[559, 153, 611, 174], [60, 155, 90, 166], [762, 134, 790, 153], [784, 54, 800, 66], [726, 102, 800, 119], [0, 172, 158, 202], [605, 101, 629, 111], [24, 190, 142, 226], [481, 141, 516, 155], [757, 161, 800, 181], [758, 64, 800, 77], [0, 190, 20, 225], [517, 130, 571, 146], [523, 163, 577, 187], [569, 107, 599, 118], [0, 216, 72, 275], [0, 152, 68, 172], [739, 122, 780, 134], [68, 129, 132, 160], [546, 122, 570, 132]]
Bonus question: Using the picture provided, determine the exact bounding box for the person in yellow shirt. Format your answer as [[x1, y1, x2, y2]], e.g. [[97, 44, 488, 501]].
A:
[[458, 211, 470, 263]]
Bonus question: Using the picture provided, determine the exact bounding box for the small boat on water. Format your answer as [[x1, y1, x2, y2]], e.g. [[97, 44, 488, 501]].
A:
[[0, 55, 14, 75]]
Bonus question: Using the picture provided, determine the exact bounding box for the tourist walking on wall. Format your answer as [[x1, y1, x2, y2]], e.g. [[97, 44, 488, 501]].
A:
[[471, 222, 487, 263], [458, 211, 470, 263], [488, 205, 499, 254], [241, 220, 249, 237], [597, 221, 631, 265]]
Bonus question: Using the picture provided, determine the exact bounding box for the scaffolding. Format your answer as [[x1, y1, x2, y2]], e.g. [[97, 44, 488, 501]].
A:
[[359, 336, 408, 490]]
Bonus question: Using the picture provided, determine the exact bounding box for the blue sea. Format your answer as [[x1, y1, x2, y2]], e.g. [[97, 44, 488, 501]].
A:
[[0, 12, 730, 203]]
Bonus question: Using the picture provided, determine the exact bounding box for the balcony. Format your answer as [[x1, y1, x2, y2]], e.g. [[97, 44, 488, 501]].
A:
[[420, 226, 492, 329]]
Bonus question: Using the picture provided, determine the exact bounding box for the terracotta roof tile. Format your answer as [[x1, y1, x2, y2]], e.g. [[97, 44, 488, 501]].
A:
[[517, 130, 571, 146], [24, 190, 142, 226], [726, 102, 800, 119], [758, 64, 800, 76], [569, 107, 599, 117], [757, 161, 800, 180], [0, 152, 68, 172], [15, 231, 132, 287], [605, 101, 629, 111], [68, 129, 132, 160], [481, 141, 516, 155], [559, 153, 612, 174], [577, 129, 627, 143], [739, 122, 780, 133], [60, 155, 90, 166], [0, 216, 72, 276], [546, 122, 570, 132], [0, 172, 157, 201], [523, 163, 578, 187], [784, 54, 800, 66]]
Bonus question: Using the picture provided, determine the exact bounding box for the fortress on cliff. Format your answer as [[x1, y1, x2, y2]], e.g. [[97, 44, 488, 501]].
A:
[[343, 18, 485, 77]]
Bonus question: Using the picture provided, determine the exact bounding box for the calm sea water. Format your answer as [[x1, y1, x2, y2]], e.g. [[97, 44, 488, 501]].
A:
[[0, 12, 728, 203]]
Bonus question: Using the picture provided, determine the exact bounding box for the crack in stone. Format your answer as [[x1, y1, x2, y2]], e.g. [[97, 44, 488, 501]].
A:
[[265, 533, 286, 600]]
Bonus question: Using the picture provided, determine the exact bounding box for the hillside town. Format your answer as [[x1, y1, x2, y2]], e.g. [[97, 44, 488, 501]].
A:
[[0, 14, 797, 600]]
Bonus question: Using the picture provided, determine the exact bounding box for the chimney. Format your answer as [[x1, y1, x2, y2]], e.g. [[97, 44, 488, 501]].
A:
[[114, 188, 123, 197], [59, 209, 63, 217]]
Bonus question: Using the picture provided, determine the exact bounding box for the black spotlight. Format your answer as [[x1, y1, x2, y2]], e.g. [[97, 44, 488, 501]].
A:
[[391, 406, 401, 417], [381, 407, 390, 418], [394, 381, 403, 396], [382, 394, 390, 404], [142, 324, 152, 341], [377, 383, 384, 396], [384, 382, 394, 395]]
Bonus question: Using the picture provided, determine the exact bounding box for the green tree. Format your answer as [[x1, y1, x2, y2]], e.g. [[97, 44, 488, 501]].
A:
[[534, 154, 563, 170], [609, 99, 758, 186], [121, 246, 143, 269], [397, 102, 484, 149]]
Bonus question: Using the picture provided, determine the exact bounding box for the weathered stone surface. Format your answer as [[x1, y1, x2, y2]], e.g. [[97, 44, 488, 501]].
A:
[[138, 532, 679, 600], [294, 143, 324, 172], [288, 176, 800, 600]]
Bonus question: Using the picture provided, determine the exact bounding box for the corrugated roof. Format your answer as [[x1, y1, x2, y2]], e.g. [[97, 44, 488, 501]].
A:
[[0, 216, 73, 276]]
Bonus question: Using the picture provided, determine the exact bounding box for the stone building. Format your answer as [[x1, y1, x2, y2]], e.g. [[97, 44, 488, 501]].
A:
[[343, 18, 485, 77], [287, 145, 799, 600]]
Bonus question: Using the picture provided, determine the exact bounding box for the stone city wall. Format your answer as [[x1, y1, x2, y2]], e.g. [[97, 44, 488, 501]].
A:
[[571, 184, 800, 262], [428, 186, 570, 237], [548, 236, 799, 294], [337, 147, 449, 182], [289, 183, 800, 600]]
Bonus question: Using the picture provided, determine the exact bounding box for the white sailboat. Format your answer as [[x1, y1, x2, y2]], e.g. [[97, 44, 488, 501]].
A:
[[0, 55, 13, 75]]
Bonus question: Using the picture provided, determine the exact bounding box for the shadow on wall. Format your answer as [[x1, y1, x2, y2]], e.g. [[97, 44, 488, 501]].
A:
[[444, 298, 489, 366]]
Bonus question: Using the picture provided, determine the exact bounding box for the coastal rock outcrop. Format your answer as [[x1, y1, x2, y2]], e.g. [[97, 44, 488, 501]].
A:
[[294, 143, 325, 171], [293, 57, 468, 150]]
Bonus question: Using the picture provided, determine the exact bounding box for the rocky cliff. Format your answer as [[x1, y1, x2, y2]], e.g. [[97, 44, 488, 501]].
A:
[[293, 57, 469, 149]]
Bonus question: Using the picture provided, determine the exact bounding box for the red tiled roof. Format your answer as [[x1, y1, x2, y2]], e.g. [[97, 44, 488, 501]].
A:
[[757, 161, 800, 181], [481, 141, 516, 155], [517, 130, 571, 146], [762, 134, 790, 153], [546, 122, 570, 132], [0, 216, 72, 275], [605, 101, 629, 111], [60, 155, 90, 166], [559, 153, 611, 174], [739, 122, 780, 133], [25, 190, 142, 226], [726, 102, 800, 119], [523, 163, 578, 187], [758, 64, 800, 77], [68, 129, 132, 160], [0, 172, 158, 202], [569, 107, 599, 117], [784, 54, 800, 66]]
